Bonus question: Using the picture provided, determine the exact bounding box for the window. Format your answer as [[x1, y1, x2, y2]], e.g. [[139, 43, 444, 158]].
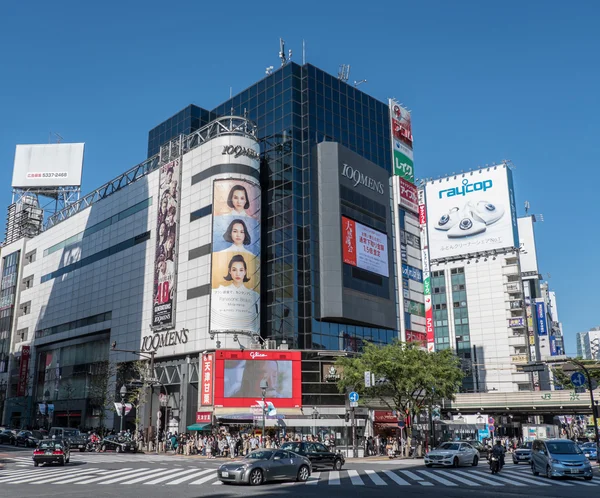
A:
[[25, 250, 36, 265], [22, 276, 33, 290], [19, 301, 31, 316]]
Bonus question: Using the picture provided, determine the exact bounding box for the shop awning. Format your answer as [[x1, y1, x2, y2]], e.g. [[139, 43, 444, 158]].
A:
[[186, 423, 211, 431], [375, 422, 401, 429]]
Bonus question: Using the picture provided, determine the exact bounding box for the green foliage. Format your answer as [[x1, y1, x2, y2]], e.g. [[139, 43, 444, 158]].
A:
[[336, 341, 463, 414], [552, 362, 600, 390]]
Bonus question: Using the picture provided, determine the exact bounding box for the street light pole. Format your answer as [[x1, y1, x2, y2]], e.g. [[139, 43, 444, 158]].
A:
[[312, 406, 319, 438], [260, 379, 268, 447], [120, 385, 127, 433]]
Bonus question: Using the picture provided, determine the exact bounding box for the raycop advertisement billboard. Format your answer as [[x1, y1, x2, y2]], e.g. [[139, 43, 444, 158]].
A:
[[210, 179, 261, 334], [425, 164, 519, 261], [152, 159, 181, 329], [342, 216, 389, 277], [213, 350, 302, 408], [13, 143, 84, 188]]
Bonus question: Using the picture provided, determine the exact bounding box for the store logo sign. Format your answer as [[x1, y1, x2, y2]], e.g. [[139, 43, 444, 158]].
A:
[[341, 164, 385, 194], [438, 178, 493, 199], [249, 351, 268, 359], [222, 145, 259, 160]]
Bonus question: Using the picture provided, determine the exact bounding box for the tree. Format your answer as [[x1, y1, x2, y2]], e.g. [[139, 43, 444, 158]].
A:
[[551, 361, 600, 390], [336, 341, 463, 434], [88, 360, 117, 435], [117, 360, 149, 436]]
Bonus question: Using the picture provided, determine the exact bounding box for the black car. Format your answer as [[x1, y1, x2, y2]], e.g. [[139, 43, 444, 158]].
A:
[[32, 438, 71, 466], [0, 429, 16, 445], [15, 430, 46, 448], [100, 435, 137, 453], [461, 440, 490, 460], [280, 442, 344, 470]]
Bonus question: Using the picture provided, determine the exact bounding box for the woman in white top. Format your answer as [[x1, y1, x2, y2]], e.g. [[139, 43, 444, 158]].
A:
[[219, 219, 253, 254]]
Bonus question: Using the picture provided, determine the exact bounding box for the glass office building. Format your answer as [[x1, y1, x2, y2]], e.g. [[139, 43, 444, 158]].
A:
[[148, 62, 396, 350]]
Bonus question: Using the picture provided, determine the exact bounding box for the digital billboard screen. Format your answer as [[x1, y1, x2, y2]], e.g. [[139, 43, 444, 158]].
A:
[[424, 165, 518, 261], [342, 216, 389, 277], [214, 350, 301, 408]]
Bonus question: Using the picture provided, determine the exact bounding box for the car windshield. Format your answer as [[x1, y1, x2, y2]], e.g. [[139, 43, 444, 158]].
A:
[[519, 442, 533, 449], [64, 430, 79, 437], [244, 450, 274, 460], [438, 443, 460, 451], [547, 442, 582, 455], [39, 441, 62, 450], [281, 443, 302, 453]]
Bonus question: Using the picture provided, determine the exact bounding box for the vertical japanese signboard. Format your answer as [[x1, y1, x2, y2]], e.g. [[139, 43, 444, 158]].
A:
[[535, 299, 547, 336], [152, 159, 181, 329], [17, 345, 30, 396], [201, 353, 214, 406], [419, 188, 435, 352], [389, 100, 415, 183]]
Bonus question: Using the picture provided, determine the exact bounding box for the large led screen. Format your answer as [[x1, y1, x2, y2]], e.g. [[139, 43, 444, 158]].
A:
[[342, 216, 389, 277], [214, 350, 302, 408], [210, 179, 261, 334]]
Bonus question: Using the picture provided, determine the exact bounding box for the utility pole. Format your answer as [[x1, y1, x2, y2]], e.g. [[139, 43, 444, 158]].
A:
[[351, 406, 357, 458]]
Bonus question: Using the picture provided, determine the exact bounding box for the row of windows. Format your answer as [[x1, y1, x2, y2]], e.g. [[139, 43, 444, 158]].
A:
[[35, 312, 112, 339], [44, 198, 152, 257], [41, 232, 151, 283]]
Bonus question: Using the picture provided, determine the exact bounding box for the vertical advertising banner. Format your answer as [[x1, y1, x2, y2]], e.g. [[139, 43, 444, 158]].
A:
[[152, 159, 181, 329], [535, 300, 548, 336], [389, 100, 415, 183], [342, 216, 389, 277], [201, 353, 214, 406], [399, 177, 419, 213], [419, 188, 434, 352], [17, 345, 30, 396], [210, 179, 261, 334]]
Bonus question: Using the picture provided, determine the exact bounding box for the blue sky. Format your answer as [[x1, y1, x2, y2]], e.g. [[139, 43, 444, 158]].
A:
[[1, 1, 598, 355]]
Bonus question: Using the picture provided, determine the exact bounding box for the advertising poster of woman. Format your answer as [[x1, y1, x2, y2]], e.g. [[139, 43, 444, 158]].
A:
[[210, 179, 261, 334]]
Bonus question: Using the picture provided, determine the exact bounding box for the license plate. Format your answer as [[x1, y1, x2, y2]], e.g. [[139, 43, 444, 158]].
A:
[[221, 471, 229, 477], [566, 469, 580, 474], [45, 451, 52, 455]]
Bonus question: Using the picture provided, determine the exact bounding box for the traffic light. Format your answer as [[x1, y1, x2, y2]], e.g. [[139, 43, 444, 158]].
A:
[[345, 411, 350, 422]]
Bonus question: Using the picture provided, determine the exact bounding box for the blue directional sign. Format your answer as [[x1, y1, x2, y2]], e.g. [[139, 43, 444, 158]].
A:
[[571, 371, 586, 388], [349, 392, 359, 403]]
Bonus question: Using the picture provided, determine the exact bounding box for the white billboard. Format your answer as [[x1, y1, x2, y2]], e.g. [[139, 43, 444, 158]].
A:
[[425, 165, 518, 260], [342, 216, 389, 277], [517, 216, 539, 274], [12, 143, 84, 188]]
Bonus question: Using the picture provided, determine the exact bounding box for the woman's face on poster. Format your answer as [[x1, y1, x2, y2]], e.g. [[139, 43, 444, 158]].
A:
[[229, 261, 246, 284], [231, 189, 248, 213], [231, 223, 245, 246], [161, 197, 169, 212], [159, 223, 166, 238], [258, 361, 278, 391]]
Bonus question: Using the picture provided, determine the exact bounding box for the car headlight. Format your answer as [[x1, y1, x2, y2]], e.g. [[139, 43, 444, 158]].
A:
[[584, 458, 591, 465], [550, 458, 561, 465], [235, 464, 249, 471]]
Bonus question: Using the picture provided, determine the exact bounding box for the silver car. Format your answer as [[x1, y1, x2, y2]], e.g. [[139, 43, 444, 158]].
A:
[[217, 449, 312, 485], [531, 439, 593, 480], [425, 442, 479, 468]]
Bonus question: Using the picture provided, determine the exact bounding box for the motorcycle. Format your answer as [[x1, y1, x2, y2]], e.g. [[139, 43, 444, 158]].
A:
[[489, 455, 500, 474]]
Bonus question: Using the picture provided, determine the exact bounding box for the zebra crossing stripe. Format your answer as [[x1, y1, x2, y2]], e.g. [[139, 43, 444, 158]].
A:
[[100, 468, 159, 484], [305, 471, 320, 484], [493, 470, 550, 486], [399, 470, 433, 486], [346, 469, 364, 485], [23, 468, 103, 484], [565, 479, 598, 487], [155, 468, 206, 485], [53, 467, 136, 484], [365, 469, 387, 485], [143, 468, 197, 485], [0, 467, 86, 484], [169, 469, 214, 485], [456, 472, 504, 486], [188, 470, 219, 485], [328, 471, 341, 485], [382, 470, 410, 486], [416, 470, 457, 486], [469, 471, 526, 486], [432, 470, 480, 486], [502, 470, 574, 486], [212, 480, 222, 485]]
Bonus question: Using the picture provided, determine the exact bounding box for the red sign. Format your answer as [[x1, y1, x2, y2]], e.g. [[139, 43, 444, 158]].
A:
[[214, 350, 302, 409], [419, 204, 427, 226], [196, 411, 212, 423], [201, 353, 214, 406], [406, 330, 427, 347], [16, 346, 30, 397], [399, 178, 418, 213], [374, 410, 398, 423], [341, 217, 357, 266]]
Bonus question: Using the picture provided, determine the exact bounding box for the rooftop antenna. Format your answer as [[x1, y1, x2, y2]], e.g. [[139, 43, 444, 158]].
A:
[[265, 65, 274, 75], [279, 38, 291, 66], [49, 132, 63, 144], [354, 79, 367, 87], [229, 86, 232, 99], [524, 200, 530, 214], [338, 64, 350, 82], [302, 39, 306, 65]]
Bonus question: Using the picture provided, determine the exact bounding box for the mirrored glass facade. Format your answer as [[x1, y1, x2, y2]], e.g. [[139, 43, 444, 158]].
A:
[[148, 63, 396, 350]]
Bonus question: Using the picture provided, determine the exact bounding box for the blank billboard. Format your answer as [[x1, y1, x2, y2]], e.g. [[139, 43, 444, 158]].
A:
[[13, 143, 84, 188]]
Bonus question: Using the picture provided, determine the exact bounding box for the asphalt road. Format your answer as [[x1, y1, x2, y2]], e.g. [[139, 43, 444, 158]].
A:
[[1, 445, 599, 498]]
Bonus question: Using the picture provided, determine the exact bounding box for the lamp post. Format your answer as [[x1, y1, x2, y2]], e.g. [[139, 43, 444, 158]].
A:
[[44, 389, 51, 430], [260, 379, 268, 447], [311, 406, 319, 437], [0, 379, 7, 426], [119, 385, 127, 433]]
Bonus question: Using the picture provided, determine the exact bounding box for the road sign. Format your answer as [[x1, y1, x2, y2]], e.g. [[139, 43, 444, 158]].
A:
[[571, 371, 586, 387], [350, 401, 358, 408], [519, 364, 546, 373], [124, 403, 133, 416], [114, 402, 123, 416], [349, 392, 359, 403], [397, 420, 406, 429], [364, 371, 371, 388]]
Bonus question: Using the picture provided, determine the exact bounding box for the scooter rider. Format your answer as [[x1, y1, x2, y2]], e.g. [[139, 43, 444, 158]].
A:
[[491, 440, 505, 470]]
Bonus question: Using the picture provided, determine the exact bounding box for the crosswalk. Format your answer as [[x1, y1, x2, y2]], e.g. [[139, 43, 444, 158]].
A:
[[0, 463, 598, 487], [6, 454, 193, 465]]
